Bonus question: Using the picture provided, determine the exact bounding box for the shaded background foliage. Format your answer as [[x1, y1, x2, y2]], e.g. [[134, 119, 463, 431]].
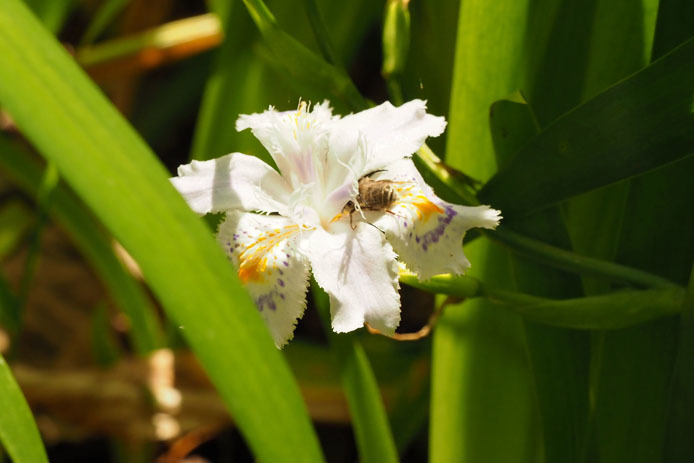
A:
[[0, 0, 692, 462]]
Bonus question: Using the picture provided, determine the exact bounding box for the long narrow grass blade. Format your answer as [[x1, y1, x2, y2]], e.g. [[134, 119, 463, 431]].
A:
[[312, 283, 398, 463], [0, 2, 323, 461], [0, 139, 164, 355], [0, 354, 48, 463]]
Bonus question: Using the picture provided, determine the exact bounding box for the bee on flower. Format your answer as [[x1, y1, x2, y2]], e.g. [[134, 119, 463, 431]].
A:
[[171, 100, 501, 348]]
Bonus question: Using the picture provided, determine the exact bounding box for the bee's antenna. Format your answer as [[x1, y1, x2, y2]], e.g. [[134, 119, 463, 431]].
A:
[[364, 169, 387, 178]]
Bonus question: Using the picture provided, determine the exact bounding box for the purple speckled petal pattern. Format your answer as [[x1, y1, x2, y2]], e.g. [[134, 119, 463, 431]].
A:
[[371, 159, 501, 280], [217, 211, 311, 348]]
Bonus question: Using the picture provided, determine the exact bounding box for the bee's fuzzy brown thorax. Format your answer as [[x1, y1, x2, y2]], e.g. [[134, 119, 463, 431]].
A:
[[341, 177, 402, 229], [356, 178, 399, 211]]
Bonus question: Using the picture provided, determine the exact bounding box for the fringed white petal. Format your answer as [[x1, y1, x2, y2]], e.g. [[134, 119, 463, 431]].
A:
[[372, 159, 501, 280], [304, 223, 401, 334], [235, 101, 335, 190], [171, 153, 291, 215], [218, 211, 311, 348], [335, 100, 446, 175]]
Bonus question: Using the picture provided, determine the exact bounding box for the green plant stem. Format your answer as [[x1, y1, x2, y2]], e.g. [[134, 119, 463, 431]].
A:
[[415, 146, 679, 290], [400, 271, 684, 330], [303, 0, 340, 66], [415, 144, 479, 205], [487, 227, 679, 289], [399, 271, 482, 299]]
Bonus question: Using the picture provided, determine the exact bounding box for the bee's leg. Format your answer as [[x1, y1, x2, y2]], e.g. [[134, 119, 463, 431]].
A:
[[350, 210, 357, 230], [385, 210, 407, 221], [365, 221, 385, 234]]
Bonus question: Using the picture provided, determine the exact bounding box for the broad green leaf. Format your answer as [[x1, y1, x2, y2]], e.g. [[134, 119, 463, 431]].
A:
[[0, 2, 323, 461], [664, 265, 694, 460], [490, 95, 590, 463], [651, 0, 694, 59], [431, 2, 539, 462], [591, 3, 694, 460], [431, 244, 537, 462], [555, 3, 652, 460], [312, 282, 398, 463], [0, 354, 48, 463], [0, 138, 164, 355], [520, 4, 655, 460], [554, 0, 653, 294], [593, 158, 694, 462], [478, 38, 694, 217], [523, 0, 596, 126], [593, 320, 679, 462], [489, 96, 540, 167]]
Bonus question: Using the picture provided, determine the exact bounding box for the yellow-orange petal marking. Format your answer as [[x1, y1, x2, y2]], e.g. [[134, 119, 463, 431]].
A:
[[217, 211, 313, 348], [394, 184, 444, 223], [234, 224, 301, 283]]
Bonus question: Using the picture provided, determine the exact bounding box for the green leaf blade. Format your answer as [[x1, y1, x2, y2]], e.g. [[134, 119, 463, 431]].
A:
[[479, 38, 694, 217], [0, 2, 323, 461], [664, 265, 694, 460], [0, 355, 49, 463], [0, 140, 164, 354], [431, 2, 540, 462], [490, 94, 590, 463], [312, 283, 398, 463]]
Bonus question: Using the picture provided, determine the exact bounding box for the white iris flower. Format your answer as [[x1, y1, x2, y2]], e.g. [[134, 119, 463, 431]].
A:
[[172, 100, 501, 348]]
